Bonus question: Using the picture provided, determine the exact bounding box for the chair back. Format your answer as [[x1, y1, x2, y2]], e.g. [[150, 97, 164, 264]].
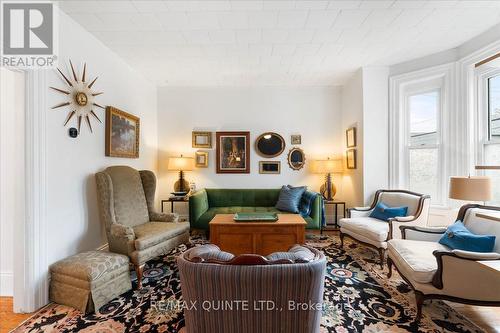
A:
[[376, 190, 430, 217], [459, 205, 500, 252], [177, 245, 326, 333], [96, 166, 150, 228]]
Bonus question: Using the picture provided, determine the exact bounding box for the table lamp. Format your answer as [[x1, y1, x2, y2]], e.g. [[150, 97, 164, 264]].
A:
[[312, 157, 343, 201], [449, 176, 492, 204], [168, 155, 194, 194]]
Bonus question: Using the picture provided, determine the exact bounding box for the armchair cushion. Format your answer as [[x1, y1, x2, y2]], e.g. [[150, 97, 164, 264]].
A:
[[388, 239, 450, 283], [133, 222, 190, 250], [369, 202, 408, 222], [339, 217, 389, 242], [439, 221, 496, 253]]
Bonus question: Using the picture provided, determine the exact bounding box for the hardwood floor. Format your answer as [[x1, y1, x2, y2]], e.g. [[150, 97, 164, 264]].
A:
[[0, 297, 33, 333]]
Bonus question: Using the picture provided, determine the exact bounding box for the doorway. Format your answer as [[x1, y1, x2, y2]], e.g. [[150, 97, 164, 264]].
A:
[[0, 68, 26, 314]]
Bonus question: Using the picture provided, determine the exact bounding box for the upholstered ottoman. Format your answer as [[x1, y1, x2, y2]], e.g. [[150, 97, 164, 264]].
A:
[[49, 251, 132, 313]]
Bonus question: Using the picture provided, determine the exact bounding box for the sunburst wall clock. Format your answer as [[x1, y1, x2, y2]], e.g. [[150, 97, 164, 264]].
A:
[[51, 60, 104, 134]]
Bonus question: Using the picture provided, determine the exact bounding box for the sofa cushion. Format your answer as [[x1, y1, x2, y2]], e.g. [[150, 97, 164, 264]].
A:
[[369, 202, 408, 222], [439, 221, 496, 253], [206, 189, 281, 207], [338, 217, 390, 242], [388, 239, 450, 283], [133, 222, 190, 250], [275, 185, 307, 213]]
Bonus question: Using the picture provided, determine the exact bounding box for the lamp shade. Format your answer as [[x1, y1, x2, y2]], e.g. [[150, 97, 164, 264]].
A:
[[311, 159, 343, 174], [449, 176, 492, 201], [168, 156, 194, 171]]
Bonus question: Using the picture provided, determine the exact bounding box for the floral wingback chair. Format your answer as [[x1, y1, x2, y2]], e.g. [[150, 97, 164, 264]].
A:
[[95, 166, 190, 288]]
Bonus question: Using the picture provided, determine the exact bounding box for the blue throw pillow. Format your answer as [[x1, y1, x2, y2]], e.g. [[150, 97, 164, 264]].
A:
[[369, 202, 408, 222], [275, 185, 307, 213], [439, 221, 496, 253]]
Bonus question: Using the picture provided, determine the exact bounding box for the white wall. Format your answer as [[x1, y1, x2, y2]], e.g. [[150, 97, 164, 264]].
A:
[[362, 67, 390, 204], [0, 69, 25, 296], [43, 10, 158, 266], [340, 70, 364, 208], [157, 86, 343, 213]]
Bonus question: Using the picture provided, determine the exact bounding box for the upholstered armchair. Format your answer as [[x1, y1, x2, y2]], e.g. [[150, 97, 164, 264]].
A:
[[387, 204, 500, 321], [177, 244, 326, 333], [95, 166, 190, 288], [339, 190, 430, 268]]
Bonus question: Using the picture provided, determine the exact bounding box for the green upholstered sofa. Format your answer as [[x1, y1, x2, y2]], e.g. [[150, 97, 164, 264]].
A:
[[189, 188, 323, 230]]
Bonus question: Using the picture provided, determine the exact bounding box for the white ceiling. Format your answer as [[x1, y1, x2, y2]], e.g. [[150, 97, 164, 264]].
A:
[[58, 0, 500, 86]]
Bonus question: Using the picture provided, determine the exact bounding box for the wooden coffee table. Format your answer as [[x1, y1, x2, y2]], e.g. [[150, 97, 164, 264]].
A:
[[209, 214, 307, 256]]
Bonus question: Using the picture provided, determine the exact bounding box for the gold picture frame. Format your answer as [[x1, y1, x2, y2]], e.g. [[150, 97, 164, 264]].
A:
[[287, 147, 306, 170], [195, 151, 209, 168], [192, 131, 212, 148], [346, 127, 356, 148], [105, 106, 140, 158], [346, 149, 357, 169], [291, 134, 301, 145], [259, 161, 281, 174]]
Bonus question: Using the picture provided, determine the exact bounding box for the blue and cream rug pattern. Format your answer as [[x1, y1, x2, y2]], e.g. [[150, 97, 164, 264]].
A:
[[14, 234, 485, 332]]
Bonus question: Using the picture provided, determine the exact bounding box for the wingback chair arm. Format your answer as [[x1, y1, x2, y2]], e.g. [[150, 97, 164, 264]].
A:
[[431, 251, 500, 301], [110, 223, 135, 240], [399, 225, 447, 241], [150, 211, 179, 222], [347, 207, 373, 218]]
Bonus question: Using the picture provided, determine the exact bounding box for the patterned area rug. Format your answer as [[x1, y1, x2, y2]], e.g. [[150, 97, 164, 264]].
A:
[[14, 234, 484, 333]]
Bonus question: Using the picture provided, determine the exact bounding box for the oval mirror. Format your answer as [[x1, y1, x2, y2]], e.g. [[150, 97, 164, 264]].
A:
[[255, 132, 285, 158], [288, 148, 305, 170]]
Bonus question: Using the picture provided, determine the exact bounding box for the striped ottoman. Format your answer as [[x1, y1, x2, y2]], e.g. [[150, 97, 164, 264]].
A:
[[49, 251, 132, 313]]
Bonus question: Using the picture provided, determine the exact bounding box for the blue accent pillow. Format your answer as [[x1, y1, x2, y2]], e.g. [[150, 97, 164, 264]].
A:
[[275, 185, 307, 213], [439, 221, 496, 253], [369, 202, 408, 222]]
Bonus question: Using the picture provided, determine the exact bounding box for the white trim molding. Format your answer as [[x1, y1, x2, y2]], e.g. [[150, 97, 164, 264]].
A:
[[14, 70, 49, 313], [389, 63, 456, 207]]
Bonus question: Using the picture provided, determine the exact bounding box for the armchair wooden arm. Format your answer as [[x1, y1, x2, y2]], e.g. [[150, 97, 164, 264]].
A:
[[432, 251, 500, 302]]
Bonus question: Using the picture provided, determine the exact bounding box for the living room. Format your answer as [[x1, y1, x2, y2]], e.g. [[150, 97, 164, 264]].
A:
[[0, 1, 499, 332]]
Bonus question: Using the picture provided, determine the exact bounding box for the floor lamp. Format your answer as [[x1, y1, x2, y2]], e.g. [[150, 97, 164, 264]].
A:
[[449, 176, 492, 205]]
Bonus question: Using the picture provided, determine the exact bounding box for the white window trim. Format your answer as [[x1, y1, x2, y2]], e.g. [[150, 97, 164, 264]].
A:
[[389, 63, 455, 207]]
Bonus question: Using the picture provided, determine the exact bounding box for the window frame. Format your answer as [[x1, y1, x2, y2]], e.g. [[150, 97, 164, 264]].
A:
[[389, 64, 453, 208]]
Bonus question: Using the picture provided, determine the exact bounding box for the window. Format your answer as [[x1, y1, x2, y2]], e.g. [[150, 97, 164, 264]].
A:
[[481, 73, 500, 204], [408, 91, 441, 202], [389, 65, 451, 207]]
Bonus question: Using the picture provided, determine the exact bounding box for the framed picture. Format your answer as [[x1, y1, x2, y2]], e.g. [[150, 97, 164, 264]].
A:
[[195, 151, 208, 168], [259, 161, 281, 174], [216, 131, 250, 173], [346, 149, 357, 169], [346, 127, 356, 148], [291, 134, 301, 145], [192, 131, 212, 148], [105, 106, 140, 158]]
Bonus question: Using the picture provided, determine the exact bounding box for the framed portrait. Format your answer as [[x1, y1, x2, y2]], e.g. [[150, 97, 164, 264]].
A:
[[192, 131, 212, 148], [259, 161, 281, 174], [216, 131, 250, 173], [291, 134, 301, 145], [346, 149, 357, 169], [105, 106, 139, 158], [346, 127, 356, 148], [195, 151, 209, 168]]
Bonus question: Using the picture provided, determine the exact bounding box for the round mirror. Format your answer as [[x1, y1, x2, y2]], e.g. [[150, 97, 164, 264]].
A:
[[255, 132, 285, 158], [288, 148, 305, 170]]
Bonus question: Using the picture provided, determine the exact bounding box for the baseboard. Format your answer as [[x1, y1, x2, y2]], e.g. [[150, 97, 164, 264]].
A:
[[96, 243, 109, 251], [0, 271, 13, 296]]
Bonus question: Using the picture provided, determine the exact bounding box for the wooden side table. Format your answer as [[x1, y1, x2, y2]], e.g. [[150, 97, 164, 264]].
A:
[[321, 200, 346, 234], [161, 197, 189, 213]]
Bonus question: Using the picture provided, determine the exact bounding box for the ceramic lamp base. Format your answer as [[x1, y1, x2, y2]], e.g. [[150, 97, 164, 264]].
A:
[[320, 173, 336, 201]]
